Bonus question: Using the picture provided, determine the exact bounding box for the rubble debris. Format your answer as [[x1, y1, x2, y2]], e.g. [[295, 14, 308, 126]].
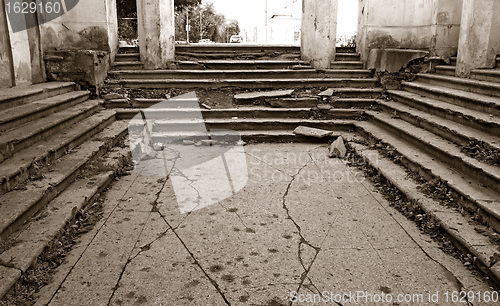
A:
[[234, 89, 294, 104], [202, 140, 218, 146], [183, 140, 195, 145], [329, 136, 347, 158], [317, 104, 333, 110], [318, 88, 334, 96], [201, 103, 212, 110], [103, 93, 124, 100], [293, 126, 334, 138]]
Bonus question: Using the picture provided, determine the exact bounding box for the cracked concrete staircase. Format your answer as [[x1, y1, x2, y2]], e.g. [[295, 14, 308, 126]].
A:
[[0, 82, 131, 298], [106, 45, 380, 141], [350, 64, 500, 283]]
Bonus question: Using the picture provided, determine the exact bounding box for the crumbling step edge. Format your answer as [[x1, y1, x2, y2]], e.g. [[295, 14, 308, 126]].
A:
[[349, 142, 500, 286]]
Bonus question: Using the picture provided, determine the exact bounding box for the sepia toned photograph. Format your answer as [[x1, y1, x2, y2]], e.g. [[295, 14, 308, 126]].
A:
[[0, 0, 499, 305]]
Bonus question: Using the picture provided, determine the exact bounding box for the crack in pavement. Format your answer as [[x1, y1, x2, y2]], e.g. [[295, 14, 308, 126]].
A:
[[151, 179, 232, 305], [279, 152, 326, 306], [44, 173, 143, 306]]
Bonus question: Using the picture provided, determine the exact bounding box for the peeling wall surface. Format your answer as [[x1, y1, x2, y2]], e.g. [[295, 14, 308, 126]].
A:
[[40, 0, 115, 52], [357, 0, 462, 62]]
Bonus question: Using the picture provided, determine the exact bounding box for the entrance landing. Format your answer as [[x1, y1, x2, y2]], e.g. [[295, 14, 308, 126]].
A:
[[35, 144, 491, 305]]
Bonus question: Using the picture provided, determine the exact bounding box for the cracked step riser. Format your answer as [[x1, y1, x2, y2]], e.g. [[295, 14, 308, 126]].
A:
[[402, 83, 500, 117], [0, 124, 129, 241], [173, 62, 364, 70], [351, 144, 500, 284], [367, 114, 500, 192], [0, 84, 75, 111], [151, 133, 338, 144], [0, 149, 131, 299], [110, 70, 374, 80], [106, 79, 378, 90], [116, 109, 361, 120], [115, 54, 140, 62], [0, 114, 116, 196], [377, 103, 489, 147], [437, 66, 500, 84], [0, 143, 110, 240], [112, 62, 144, 70], [0, 104, 101, 163], [151, 121, 354, 132], [0, 93, 90, 131], [389, 92, 500, 137], [470, 71, 500, 84], [417, 75, 500, 99], [355, 125, 500, 233]]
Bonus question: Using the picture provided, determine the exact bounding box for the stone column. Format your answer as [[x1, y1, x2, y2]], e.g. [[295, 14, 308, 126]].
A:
[[137, 0, 175, 69], [301, 0, 338, 69], [456, 0, 500, 77], [0, 0, 14, 88]]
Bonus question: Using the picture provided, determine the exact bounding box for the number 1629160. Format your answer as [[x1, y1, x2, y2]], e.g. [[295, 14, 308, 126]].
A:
[[5, 1, 62, 14]]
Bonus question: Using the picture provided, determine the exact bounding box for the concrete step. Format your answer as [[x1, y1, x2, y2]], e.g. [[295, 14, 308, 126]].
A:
[[0, 111, 116, 196], [0, 134, 130, 298], [321, 87, 384, 99], [106, 78, 378, 89], [470, 69, 500, 83], [0, 82, 75, 110], [366, 111, 500, 191], [266, 98, 377, 109], [171, 60, 364, 70], [451, 56, 500, 67], [114, 53, 140, 62], [335, 53, 360, 62], [110, 69, 374, 80], [377, 99, 500, 150], [402, 81, 500, 116], [175, 44, 302, 54], [416, 73, 500, 98], [118, 46, 139, 54], [151, 130, 355, 144], [0, 100, 101, 163], [388, 90, 500, 136], [0, 120, 129, 240], [0, 91, 90, 131], [355, 120, 500, 233], [349, 142, 500, 284], [435, 65, 455, 76], [116, 107, 363, 121], [150, 118, 356, 132], [112, 61, 144, 70], [175, 51, 301, 60], [436, 66, 500, 83]]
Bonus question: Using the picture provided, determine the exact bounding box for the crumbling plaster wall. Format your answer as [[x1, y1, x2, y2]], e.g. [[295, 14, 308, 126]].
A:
[[0, 0, 14, 88], [357, 0, 462, 63]]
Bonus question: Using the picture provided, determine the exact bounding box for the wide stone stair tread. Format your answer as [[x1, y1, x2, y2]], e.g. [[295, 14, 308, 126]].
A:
[[0, 110, 116, 194], [388, 90, 500, 129], [0, 144, 130, 297], [367, 111, 500, 190], [350, 142, 500, 279], [416, 73, 500, 98], [0, 82, 75, 109], [355, 120, 500, 226], [0, 100, 101, 161], [378, 98, 500, 148], [0, 120, 129, 239], [0, 91, 90, 130], [402, 81, 500, 115]]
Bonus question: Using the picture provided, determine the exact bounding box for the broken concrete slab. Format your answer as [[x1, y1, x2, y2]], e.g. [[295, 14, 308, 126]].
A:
[[317, 104, 333, 110], [368, 48, 429, 73], [318, 88, 334, 96], [293, 126, 334, 138], [0, 266, 21, 298], [234, 89, 294, 104], [329, 136, 347, 158], [103, 93, 124, 100]]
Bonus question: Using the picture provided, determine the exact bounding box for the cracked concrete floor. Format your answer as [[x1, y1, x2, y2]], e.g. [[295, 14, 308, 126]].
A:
[[34, 143, 493, 306]]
